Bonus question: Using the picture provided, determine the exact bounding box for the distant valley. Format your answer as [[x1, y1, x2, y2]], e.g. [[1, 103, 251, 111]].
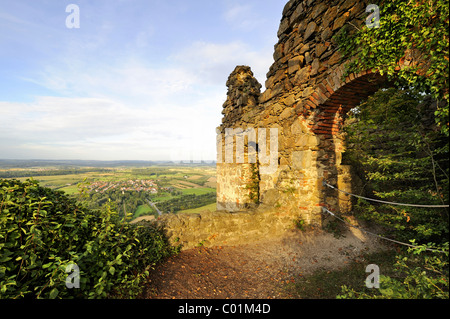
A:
[[0, 160, 217, 222]]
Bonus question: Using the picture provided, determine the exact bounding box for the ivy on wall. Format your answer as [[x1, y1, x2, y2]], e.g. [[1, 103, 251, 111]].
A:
[[334, 0, 449, 135], [245, 163, 260, 205]]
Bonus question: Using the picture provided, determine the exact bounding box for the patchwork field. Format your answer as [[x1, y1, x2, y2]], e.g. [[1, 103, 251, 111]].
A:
[[1, 163, 217, 221]]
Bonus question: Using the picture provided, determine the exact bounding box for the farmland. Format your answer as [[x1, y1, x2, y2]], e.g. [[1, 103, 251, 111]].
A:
[[0, 161, 217, 221]]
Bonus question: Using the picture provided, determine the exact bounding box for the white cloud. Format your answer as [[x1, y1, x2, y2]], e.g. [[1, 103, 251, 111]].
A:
[[0, 0, 284, 161], [0, 92, 220, 161], [27, 57, 196, 103], [170, 40, 273, 87], [1, 36, 275, 161], [223, 3, 265, 31]]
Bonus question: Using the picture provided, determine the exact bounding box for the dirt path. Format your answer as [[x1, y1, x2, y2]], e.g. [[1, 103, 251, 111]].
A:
[[142, 227, 386, 299]]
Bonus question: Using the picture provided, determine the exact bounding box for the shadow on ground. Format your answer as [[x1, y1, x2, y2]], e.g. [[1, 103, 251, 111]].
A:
[[142, 226, 389, 299]]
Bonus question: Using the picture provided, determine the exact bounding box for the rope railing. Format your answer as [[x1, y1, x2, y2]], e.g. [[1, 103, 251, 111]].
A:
[[322, 207, 447, 253], [323, 181, 449, 208]]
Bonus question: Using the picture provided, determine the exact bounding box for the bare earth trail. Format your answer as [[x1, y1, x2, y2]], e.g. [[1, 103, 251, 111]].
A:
[[143, 228, 387, 299]]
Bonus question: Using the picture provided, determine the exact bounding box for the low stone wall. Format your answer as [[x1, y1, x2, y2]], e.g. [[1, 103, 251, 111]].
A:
[[155, 206, 303, 250]]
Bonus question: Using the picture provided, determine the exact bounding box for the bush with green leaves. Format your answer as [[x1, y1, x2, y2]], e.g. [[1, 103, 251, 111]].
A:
[[0, 178, 178, 299], [338, 243, 449, 299]]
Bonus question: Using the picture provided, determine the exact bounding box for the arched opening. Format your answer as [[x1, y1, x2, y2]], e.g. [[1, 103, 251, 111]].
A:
[[307, 70, 390, 223]]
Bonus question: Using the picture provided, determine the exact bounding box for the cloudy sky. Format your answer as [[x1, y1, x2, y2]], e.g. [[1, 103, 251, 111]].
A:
[[0, 0, 286, 161]]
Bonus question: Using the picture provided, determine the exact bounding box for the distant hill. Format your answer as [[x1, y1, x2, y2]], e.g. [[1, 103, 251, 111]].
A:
[[0, 159, 216, 169]]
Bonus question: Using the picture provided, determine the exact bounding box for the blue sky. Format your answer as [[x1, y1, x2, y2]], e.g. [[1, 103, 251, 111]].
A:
[[0, 0, 286, 161]]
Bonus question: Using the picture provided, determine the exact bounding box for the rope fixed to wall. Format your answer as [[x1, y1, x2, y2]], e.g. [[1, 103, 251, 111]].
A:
[[323, 181, 449, 208], [322, 207, 447, 254]]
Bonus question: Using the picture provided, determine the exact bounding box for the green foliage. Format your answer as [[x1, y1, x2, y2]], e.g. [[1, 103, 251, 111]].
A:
[[84, 185, 216, 219], [334, 0, 449, 135], [85, 188, 152, 220], [155, 193, 216, 214], [294, 218, 305, 231], [0, 179, 178, 299], [341, 86, 449, 299], [323, 218, 346, 239], [338, 243, 449, 299], [287, 250, 398, 299], [344, 88, 449, 244], [245, 163, 260, 204]]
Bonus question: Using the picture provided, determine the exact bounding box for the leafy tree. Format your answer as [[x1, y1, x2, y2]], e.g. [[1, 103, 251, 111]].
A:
[[340, 87, 449, 299], [344, 88, 449, 243]]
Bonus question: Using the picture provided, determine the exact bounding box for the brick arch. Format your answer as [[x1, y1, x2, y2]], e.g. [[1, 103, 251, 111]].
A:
[[306, 69, 390, 218], [306, 69, 387, 136]]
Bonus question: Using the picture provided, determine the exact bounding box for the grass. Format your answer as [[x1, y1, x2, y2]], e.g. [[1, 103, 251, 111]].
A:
[[181, 187, 216, 195], [151, 193, 175, 202], [58, 185, 80, 195], [133, 204, 155, 219], [178, 203, 217, 214], [135, 204, 152, 214], [283, 250, 398, 299]]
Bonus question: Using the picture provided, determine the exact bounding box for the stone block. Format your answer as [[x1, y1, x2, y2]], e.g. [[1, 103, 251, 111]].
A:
[[302, 86, 314, 98], [321, 27, 333, 41], [304, 51, 312, 64], [279, 107, 294, 121], [294, 66, 311, 85], [311, 3, 328, 19], [259, 89, 272, 103], [273, 43, 284, 61], [278, 17, 290, 38], [332, 11, 350, 30], [304, 21, 317, 41], [321, 7, 338, 28], [299, 43, 310, 55], [340, 0, 358, 11], [290, 119, 304, 135], [282, 0, 295, 15], [288, 55, 305, 75], [283, 94, 296, 107], [269, 82, 284, 99], [292, 150, 313, 169], [272, 102, 283, 114], [316, 43, 328, 58], [293, 35, 303, 50], [327, 50, 342, 66], [310, 58, 320, 76], [290, 3, 304, 23]]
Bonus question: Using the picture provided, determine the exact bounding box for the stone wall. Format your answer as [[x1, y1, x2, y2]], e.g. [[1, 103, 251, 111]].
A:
[[157, 206, 295, 250]]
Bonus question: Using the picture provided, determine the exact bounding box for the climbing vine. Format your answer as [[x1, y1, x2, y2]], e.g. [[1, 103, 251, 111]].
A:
[[245, 163, 260, 205], [334, 0, 449, 135]]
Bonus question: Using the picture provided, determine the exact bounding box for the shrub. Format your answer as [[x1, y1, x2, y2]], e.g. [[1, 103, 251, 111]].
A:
[[0, 179, 178, 299], [338, 243, 449, 299]]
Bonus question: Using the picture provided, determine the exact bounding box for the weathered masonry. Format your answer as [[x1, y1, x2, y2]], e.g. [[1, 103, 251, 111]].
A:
[[158, 0, 422, 249], [216, 0, 387, 224]]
